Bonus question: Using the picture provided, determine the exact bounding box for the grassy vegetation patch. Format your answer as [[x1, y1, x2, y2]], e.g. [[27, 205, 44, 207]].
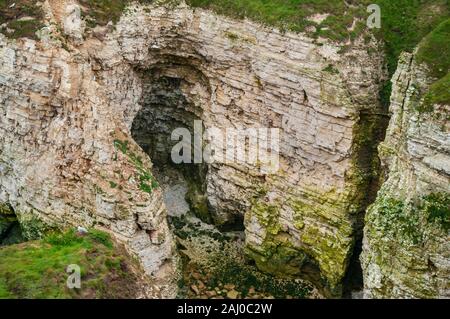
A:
[[0, 0, 45, 40], [376, 1, 449, 76], [187, 0, 372, 41], [369, 192, 450, 247], [414, 18, 450, 111], [423, 193, 450, 232], [419, 72, 450, 112], [0, 229, 141, 299], [416, 18, 450, 79], [79, 0, 130, 27]]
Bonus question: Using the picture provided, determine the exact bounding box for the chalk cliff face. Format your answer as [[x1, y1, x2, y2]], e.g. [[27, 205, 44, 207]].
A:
[[361, 52, 450, 298], [1, 1, 389, 296]]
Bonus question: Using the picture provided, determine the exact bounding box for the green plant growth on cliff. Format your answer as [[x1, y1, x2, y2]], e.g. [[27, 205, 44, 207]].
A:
[[420, 72, 450, 112], [245, 201, 313, 279], [0, 0, 44, 40], [114, 139, 159, 194], [79, 0, 130, 27], [18, 216, 56, 241], [187, 0, 373, 41], [185, 180, 210, 224], [370, 197, 423, 245], [0, 229, 141, 299], [349, 111, 388, 215], [416, 19, 450, 111], [368, 192, 450, 247], [422, 193, 450, 232], [416, 19, 450, 80], [0, 203, 13, 215]]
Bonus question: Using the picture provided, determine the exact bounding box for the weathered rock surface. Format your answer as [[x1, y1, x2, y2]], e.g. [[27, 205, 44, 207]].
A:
[[0, 1, 387, 296], [361, 52, 450, 298]]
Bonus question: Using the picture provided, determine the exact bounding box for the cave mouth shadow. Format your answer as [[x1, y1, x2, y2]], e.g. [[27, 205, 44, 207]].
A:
[[0, 204, 25, 246], [130, 69, 245, 231], [131, 73, 207, 216]]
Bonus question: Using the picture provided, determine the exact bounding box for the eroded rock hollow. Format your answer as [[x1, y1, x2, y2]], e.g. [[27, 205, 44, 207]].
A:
[[1, 1, 447, 298]]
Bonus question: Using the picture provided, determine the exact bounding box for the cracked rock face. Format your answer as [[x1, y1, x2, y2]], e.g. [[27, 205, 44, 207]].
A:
[[0, 2, 387, 296], [361, 52, 450, 298]]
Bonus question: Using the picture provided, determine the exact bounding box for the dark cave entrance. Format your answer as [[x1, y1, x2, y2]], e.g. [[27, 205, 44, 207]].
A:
[[0, 204, 25, 246], [131, 72, 212, 224], [131, 67, 245, 231]]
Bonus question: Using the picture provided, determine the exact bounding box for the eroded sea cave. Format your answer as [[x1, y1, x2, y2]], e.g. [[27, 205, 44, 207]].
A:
[[129, 64, 323, 298], [126, 58, 390, 299]]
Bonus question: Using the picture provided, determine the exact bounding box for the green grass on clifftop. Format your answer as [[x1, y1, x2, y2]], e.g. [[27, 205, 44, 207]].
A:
[[187, 0, 373, 41], [416, 18, 450, 110], [0, 0, 44, 39], [421, 72, 450, 110], [0, 229, 142, 299], [79, 0, 130, 27], [417, 18, 450, 79]]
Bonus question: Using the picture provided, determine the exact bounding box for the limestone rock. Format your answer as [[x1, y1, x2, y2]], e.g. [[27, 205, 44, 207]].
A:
[[63, 4, 84, 41], [361, 52, 450, 298]]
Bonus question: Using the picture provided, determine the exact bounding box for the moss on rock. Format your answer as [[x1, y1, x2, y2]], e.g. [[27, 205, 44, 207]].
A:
[[18, 214, 57, 241], [363, 190, 450, 298], [245, 200, 309, 277], [0, 203, 13, 216]]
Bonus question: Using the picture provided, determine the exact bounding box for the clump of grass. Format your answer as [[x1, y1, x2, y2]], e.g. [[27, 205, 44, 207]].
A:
[[44, 229, 84, 246], [420, 72, 450, 112], [323, 64, 339, 74], [423, 193, 450, 232], [0, 228, 140, 299], [416, 18, 450, 79], [0, 0, 45, 40], [79, 0, 130, 27]]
